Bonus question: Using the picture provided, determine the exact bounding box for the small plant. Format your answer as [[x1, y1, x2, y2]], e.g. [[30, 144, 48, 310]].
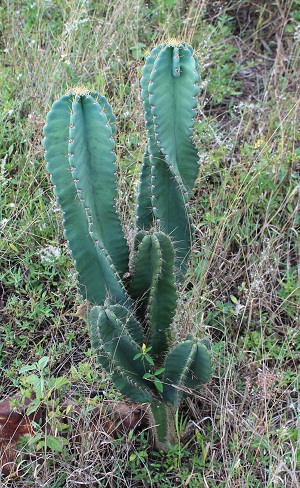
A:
[[43, 41, 211, 450], [18, 356, 69, 453], [19, 356, 69, 415]]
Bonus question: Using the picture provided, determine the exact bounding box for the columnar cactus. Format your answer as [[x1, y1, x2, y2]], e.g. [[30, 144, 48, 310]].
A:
[[43, 41, 211, 450], [138, 42, 201, 277]]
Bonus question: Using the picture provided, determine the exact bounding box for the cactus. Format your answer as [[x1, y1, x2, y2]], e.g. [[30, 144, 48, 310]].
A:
[[43, 42, 211, 450], [43, 90, 130, 306], [138, 41, 200, 277]]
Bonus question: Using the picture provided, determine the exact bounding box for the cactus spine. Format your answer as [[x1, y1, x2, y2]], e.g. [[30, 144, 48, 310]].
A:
[[44, 42, 211, 451]]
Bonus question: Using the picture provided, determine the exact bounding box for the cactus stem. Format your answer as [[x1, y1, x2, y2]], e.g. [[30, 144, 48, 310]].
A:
[[148, 401, 177, 451]]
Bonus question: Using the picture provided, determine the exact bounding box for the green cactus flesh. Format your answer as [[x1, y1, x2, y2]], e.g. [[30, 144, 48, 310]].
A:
[[108, 303, 144, 346], [162, 339, 211, 406], [148, 401, 177, 451], [43, 92, 129, 306], [142, 42, 200, 196], [133, 229, 148, 250], [136, 149, 154, 231], [151, 155, 193, 278], [140, 44, 162, 138], [130, 232, 177, 360], [137, 125, 193, 278], [90, 305, 153, 403], [68, 93, 128, 278], [130, 232, 162, 313], [147, 232, 177, 360], [138, 42, 200, 278]]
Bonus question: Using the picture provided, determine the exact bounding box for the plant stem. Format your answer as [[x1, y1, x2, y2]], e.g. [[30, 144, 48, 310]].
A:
[[148, 400, 177, 451]]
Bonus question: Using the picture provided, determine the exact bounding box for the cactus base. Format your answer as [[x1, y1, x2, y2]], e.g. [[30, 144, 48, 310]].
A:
[[148, 401, 177, 451]]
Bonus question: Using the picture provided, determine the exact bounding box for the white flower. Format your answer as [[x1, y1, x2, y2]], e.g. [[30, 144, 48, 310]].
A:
[[39, 245, 61, 263], [0, 218, 9, 228]]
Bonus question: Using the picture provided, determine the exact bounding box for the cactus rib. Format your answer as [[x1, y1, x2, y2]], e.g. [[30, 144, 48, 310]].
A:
[[130, 232, 177, 359], [68, 93, 129, 279], [136, 149, 154, 231], [147, 232, 177, 360], [150, 156, 193, 277]]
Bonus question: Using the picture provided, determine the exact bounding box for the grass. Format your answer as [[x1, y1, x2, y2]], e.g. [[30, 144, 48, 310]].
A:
[[0, 0, 299, 486]]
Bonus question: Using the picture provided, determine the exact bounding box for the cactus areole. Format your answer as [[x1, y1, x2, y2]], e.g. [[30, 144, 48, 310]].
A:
[[43, 42, 211, 450]]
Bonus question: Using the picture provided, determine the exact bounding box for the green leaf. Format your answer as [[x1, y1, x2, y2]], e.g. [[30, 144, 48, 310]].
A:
[[37, 356, 49, 371], [26, 399, 41, 416], [25, 374, 43, 398], [28, 432, 43, 446], [145, 354, 155, 366], [48, 376, 70, 390], [154, 378, 164, 393], [154, 368, 165, 375], [130, 42, 146, 60], [45, 435, 64, 452], [19, 363, 37, 374]]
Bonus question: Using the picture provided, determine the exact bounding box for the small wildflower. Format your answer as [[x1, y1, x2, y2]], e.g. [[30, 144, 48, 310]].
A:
[[234, 302, 245, 316], [254, 136, 265, 148], [0, 218, 9, 228], [0, 155, 8, 185], [60, 52, 71, 65], [39, 245, 61, 263]]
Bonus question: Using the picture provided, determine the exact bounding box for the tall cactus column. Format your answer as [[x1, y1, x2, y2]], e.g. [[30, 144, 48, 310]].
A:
[[137, 42, 201, 278], [43, 90, 130, 306]]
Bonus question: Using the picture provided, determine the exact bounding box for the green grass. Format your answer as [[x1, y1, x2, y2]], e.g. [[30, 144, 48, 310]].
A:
[[1, 0, 299, 486]]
